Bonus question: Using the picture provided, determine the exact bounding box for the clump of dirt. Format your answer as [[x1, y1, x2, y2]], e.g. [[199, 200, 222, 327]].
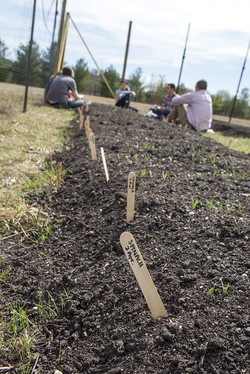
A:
[[1, 103, 250, 373]]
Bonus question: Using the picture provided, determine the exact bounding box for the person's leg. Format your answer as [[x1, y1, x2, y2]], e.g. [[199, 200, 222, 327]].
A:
[[127, 106, 138, 112], [161, 108, 171, 117], [115, 97, 126, 108], [167, 106, 178, 122], [67, 99, 84, 109], [168, 105, 189, 125], [124, 93, 131, 108], [176, 105, 188, 126], [147, 108, 163, 118]]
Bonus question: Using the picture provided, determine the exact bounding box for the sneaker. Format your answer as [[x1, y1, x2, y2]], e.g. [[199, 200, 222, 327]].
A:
[[146, 110, 154, 117], [207, 129, 214, 133]]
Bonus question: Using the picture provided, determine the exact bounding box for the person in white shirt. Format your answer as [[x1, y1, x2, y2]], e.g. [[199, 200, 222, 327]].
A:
[[115, 80, 138, 112], [171, 80, 213, 131]]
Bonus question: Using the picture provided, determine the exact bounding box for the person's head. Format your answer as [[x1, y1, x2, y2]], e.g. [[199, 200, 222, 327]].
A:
[[120, 79, 128, 89], [166, 83, 176, 95], [62, 67, 74, 77], [195, 79, 207, 91]]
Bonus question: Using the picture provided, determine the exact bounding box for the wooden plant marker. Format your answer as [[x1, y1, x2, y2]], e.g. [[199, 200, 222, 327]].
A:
[[89, 131, 97, 160], [120, 231, 167, 320], [126, 171, 136, 223], [84, 115, 90, 139], [78, 107, 83, 129], [101, 147, 109, 182]]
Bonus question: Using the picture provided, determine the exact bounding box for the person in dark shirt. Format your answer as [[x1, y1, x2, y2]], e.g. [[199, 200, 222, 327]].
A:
[[45, 67, 84, 109]]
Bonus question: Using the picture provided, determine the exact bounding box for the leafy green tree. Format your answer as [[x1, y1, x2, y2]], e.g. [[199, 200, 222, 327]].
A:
[[212, 93, 225, 114], [0, 39, 12, 82], [128, 67, 145, 101], [152, 75, 167, 104], [11, 42, 43, 87], [99, 65, 120, 98], [213, 90, 232, 116], [0, 38, 8, 58], [177, 83, 190, 94], [73, 58, 90, 93], [40, 42, 58, 87], [232, 88, 250, 118]]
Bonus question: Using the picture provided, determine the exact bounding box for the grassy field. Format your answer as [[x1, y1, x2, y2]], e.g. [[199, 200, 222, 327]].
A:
[[0, 82, 249, 235]]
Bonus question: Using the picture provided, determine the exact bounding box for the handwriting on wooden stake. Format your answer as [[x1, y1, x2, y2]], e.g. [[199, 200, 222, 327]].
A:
[[120, 231, 167, 320], [126, 172, 136, 223], [101, 147, 109, 182], [89, 132, 97, 160]]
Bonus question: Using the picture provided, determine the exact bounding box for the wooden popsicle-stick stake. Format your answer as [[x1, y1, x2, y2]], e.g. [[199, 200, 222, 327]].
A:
[[101, 147, 109, 182], [120, 231, 167, 320], [85, 115, 90, 139], [126, 171, 136, 223], [78, 108, 83, 129], [89, 131, 97, 160]]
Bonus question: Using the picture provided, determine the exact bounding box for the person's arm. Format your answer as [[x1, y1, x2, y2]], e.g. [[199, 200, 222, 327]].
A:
[[72, 90, 84, 100], [68, 78, 83, 100], [118, 89, 136, 97], [172, 92, 192, 106]]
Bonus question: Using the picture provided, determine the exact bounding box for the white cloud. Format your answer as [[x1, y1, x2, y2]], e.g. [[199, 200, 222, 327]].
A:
[[0, 0, 250, 95]]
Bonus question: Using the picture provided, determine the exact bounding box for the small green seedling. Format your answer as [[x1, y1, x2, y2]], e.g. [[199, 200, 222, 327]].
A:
[[220, 279, 230, 294], [134, 153, 139, 161], [191, 199, 199, 210], [162, 171, 168, 181], [0, 268, 11, 282], [221, 171, 226, 180], [209, 285, 215, 297], [226, 204, 234, 213], [208, 199, 213, 210], [210, 153, 217, 165], [238, 202, 244, 214]]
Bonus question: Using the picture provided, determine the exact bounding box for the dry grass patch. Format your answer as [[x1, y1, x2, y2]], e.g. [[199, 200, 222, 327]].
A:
[[0, 88, 75, 235]]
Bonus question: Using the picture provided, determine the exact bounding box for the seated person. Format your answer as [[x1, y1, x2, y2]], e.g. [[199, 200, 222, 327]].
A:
[[146, 83, 178, 119], [115, 80, 137, 111], [171, 79, 213, 131], [45, 67, 84, 109], [44, 70, 61, 104]]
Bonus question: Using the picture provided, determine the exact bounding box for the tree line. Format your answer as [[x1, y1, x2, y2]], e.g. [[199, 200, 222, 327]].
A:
[[0, 38, 249, 119]]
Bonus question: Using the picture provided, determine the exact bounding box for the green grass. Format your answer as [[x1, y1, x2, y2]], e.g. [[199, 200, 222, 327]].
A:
[[0, 86, 76, 234], [203, 132, 250, 154]]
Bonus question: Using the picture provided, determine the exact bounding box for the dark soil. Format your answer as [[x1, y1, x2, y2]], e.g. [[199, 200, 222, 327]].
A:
[[1, 104, 250, 374]]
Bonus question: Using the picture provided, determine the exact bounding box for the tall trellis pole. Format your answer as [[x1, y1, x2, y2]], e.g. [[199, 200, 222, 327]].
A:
[[176, 23, 191, 93], [228, 40, 250, 124], [23, 0, 37, 112]]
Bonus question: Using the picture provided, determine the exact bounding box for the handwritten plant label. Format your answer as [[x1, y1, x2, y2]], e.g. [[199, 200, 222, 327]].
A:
[[89, 132, 97, 160], [120, 231, 167, 320], [126, 171, 136, 223], [101, 147, 109, 182]]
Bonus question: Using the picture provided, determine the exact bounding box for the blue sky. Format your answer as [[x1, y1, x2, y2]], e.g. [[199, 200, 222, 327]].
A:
[[1, 0, 250, 96]]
